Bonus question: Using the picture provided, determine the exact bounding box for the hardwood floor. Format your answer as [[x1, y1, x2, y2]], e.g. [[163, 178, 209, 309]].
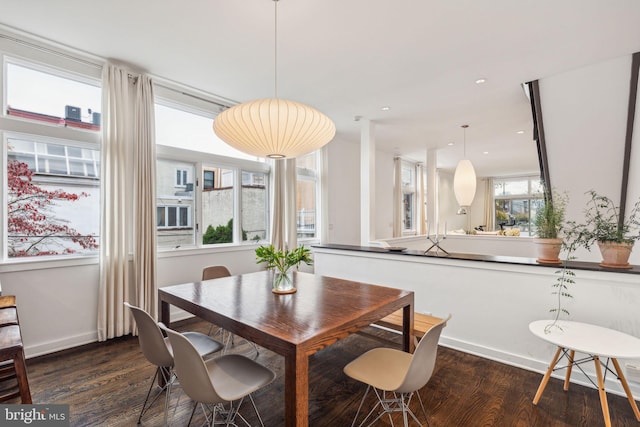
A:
[[12, 318, 640, 426]]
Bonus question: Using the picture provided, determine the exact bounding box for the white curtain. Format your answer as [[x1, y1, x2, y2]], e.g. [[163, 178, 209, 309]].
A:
[[392, 157, 402, 237], [98, 65, 157, 341], [133, 76, 157, 319], [483, 177, 495, 231], [417, 163, 426, 235], [271, 158, 297, 250]]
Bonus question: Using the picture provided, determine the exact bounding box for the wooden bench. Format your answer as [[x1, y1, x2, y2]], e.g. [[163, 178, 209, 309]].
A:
[[374, 310, 443, 347], [0, 296, 31, 404]]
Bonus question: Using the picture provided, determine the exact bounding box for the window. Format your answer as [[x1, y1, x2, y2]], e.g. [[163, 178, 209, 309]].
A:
[[2, 57, 101, 261], [175, 169, 188, 187], [157, 159, 195, 247], [203, 170, 215, 190], [155, 101, 269, 248], [493, 176, 543, 235], [201, 165, 235, 245], [401, 161, 416, 233], [6, 61, 101, 131], [157, 206, 191, 228], [242, 171, 268, 242], [296, 152, 320, 239], [5, 134, 100, 258]]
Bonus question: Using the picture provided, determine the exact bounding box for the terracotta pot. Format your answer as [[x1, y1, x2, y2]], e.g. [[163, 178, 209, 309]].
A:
[[533, 238, 563, 265], [597, 241, 634, 269]]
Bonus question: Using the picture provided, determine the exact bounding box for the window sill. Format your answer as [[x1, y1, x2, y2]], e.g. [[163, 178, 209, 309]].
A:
[[0, 254, 99, 273]]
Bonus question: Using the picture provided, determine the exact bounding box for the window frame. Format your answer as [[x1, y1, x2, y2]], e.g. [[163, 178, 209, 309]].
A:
[[296, 152, 322, 242], [1, 51, 102, 265], [157, 204, 192, 229], [401, 160, 417, 235], [156, 142, 270, 251], [493, 175, 543, 236]]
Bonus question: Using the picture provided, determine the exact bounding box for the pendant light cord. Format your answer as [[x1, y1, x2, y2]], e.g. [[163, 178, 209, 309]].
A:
[[274, 0, 279, 99], [462, 124, 469, 158]]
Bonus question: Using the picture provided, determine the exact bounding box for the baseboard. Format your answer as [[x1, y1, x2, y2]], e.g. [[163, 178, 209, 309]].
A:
[[24, 307, 196, 359], [439, 335, 640, 401], [25, 331, 98, 359]]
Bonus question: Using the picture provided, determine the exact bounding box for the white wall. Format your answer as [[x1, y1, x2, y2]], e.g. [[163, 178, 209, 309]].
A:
[[325, 138, 360, 245], [540, 54, 638, 264], [374, 151, 395, 239], [0, 246, 262, 357], [325, 136, 395, 243]]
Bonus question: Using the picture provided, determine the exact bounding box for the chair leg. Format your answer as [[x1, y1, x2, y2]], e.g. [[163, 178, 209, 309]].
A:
[[137, 368, 159, 424], [248, 394, 266, 427], [355, 387, 428, 427], [186, 401, 197, 426], [351, 385, 371, 427], [137, 367, 173, 425], [415, 391, 431, 427]]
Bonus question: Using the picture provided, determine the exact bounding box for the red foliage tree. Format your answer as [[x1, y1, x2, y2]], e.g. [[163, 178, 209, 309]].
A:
[[7, 159, 99, 257]]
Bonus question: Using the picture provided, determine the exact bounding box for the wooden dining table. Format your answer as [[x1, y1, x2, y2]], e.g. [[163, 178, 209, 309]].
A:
[[159, 270, 415, 427]]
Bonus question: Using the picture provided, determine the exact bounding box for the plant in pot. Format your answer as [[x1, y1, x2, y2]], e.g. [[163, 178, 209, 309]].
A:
[[255, 244, 313, 294], [532, 190, 568, 265], [564, 190, 640, 269]]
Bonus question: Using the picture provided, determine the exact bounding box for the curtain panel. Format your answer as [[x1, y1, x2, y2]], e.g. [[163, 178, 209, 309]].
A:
[[483, 178, 495, 231], [98, 65, 157, 341], [392, 157, 402, 237], [271, 158, 297, 250]]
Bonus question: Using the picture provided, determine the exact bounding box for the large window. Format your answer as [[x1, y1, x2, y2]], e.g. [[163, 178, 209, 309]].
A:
[[155, 101, 269, 249], [2, 58, 101, 260], [401, 160, 416, 233], [242, 171, 268, 242], [296, 152, 319, 239], [494, 176, 543, 235], [7, 61, 101, 131]]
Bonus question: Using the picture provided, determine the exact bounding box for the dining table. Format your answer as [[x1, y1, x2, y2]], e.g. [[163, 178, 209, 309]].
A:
[[159, 270, 415, 427]]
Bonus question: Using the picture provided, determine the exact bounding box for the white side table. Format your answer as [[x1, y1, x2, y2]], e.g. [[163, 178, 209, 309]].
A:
[[529, 320, 640, 427]]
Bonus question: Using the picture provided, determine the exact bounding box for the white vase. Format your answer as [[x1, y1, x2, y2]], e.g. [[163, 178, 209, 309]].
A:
[[272, 270, 296, 294]]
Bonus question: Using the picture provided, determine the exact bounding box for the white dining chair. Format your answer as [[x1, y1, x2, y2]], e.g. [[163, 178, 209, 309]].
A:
[[344, 314, 451, 427]]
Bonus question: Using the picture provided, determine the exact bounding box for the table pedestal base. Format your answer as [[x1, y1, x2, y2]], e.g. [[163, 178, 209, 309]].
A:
[[532, 346, 640, 427]]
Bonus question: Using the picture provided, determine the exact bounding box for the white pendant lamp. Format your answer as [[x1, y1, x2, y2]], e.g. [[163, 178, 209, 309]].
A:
[[213, 0, 336, 159], [453, 124, 476, 215]]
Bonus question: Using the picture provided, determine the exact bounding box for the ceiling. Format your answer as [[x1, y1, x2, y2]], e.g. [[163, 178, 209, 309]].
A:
[[2, 1, 640, 177]]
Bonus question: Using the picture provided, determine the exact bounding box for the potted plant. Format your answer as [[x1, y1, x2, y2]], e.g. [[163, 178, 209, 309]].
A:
[[532, 190, 568, 264], [255, 245, 313, 293], [564, 190, 640, 268]]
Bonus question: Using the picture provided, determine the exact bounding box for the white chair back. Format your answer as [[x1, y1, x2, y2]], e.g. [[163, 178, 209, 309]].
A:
[[395, 314, 450, 393]]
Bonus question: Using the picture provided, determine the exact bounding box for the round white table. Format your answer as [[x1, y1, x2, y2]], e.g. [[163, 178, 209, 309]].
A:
[[529, 320, 640, 427]]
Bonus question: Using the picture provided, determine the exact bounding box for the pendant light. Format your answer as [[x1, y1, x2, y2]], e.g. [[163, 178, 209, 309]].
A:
[[213, 0, 336, 159], [453, 124, 476, 215]]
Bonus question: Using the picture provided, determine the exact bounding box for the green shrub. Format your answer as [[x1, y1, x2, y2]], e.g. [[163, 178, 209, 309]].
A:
[[202, 219, 247, 244]]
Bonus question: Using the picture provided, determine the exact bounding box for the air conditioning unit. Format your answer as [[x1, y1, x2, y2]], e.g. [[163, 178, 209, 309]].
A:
[[65, 105, 81, 122], [92, 112, 101, 125], [185, 183, 194, 192]]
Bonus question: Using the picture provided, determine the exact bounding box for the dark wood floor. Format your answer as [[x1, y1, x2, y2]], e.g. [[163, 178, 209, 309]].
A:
[[12, 318, 640, 426]]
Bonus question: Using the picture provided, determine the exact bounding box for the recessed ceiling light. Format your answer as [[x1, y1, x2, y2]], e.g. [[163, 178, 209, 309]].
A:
[[483, 151, 489, 155], [381, 106, 391, 111], [475, 78, 487, 84], [447, 142, 454, 146], [516, 130, 525, 134]]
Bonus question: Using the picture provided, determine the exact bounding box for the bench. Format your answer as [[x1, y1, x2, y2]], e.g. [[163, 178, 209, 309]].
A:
[[0, 295, 31, 404], [373, 310, 443, 347]]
